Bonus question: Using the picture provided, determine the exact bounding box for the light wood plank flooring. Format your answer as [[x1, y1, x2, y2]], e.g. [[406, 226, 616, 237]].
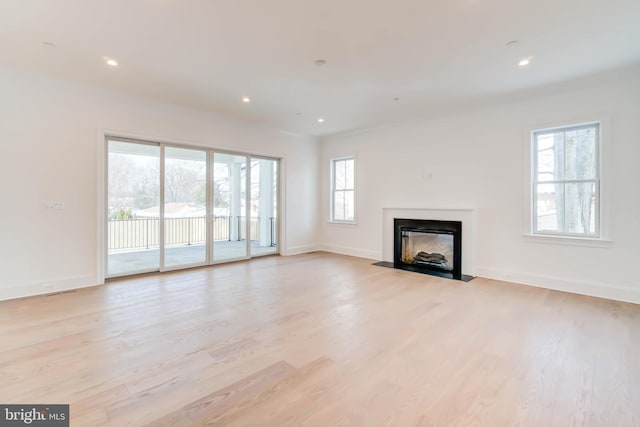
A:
[[1, 252, 639, 426]]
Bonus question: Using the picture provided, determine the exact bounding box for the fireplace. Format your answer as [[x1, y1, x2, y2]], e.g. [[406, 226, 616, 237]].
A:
[[394, 218, 463, 280]]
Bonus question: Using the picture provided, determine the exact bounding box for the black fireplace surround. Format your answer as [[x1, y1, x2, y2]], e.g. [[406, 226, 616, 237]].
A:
[[394, 218, 463, 280]]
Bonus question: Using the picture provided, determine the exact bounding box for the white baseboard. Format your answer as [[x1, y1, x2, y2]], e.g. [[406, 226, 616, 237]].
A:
[[476, 266, 640, 305], [318, 245, 381, 260], [283, 244, 320, 256], [0, 274, 101, 301]]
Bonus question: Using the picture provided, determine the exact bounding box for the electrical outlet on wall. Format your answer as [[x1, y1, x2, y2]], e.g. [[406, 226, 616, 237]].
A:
[[45, 201, 65, 210]]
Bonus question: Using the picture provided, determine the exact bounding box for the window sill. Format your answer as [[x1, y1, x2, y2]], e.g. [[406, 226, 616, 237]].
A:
[[522, 233, 612, 248], [329, 220, 358, 226]]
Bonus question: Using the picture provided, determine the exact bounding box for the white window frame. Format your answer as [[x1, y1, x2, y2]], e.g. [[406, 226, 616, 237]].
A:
[[530, 121, 601, 239], [330, 156, 356, 223]]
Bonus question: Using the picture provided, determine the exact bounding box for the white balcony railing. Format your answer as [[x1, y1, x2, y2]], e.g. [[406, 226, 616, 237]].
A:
[[108, 216, 276, 252]]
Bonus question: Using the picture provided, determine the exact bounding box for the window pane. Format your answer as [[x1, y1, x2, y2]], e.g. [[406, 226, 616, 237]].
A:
[[565, 127, 597, 180], [250, 157, 278, 255], [163, 147, 207, 267], [536, 183, 562, 232], [536, 182, 596, 234], [334, 160, 346, 190], [213, 153, 247, 261], [344, 190, 354, 221], [536, 126, 597, 182], [334, 190, 345, 221], [107, 140, 160, 276], [536, 133, 556, 182], [345, 159, 354, 190]]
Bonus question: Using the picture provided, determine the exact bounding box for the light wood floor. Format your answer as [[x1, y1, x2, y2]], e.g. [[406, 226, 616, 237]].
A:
[[1, 252, 639, 426]]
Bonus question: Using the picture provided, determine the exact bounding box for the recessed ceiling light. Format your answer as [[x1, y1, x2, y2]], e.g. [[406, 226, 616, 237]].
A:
[[393, 97, 400, 101], [506, 40, 519, 47], [105, 58, 118, 67], [518, 57, 532, 67], [42, 41, 56, 48], [318, 117, 325, 123], [315, 59, 327, 67], [242, 96, 251, 103]]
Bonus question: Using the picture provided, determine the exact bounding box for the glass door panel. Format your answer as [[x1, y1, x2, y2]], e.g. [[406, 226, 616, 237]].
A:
[[107, 140, 160, 277], [250, 157, 278, 256], [213, 153, 248, 261], [163, 146, 208, 268]]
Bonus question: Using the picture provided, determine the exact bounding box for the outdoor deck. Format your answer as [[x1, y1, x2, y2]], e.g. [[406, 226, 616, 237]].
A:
[[108, 240, 277, 276]]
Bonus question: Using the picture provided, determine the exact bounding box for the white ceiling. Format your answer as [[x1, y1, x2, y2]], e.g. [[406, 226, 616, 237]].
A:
[[1, 0, 639, 136]]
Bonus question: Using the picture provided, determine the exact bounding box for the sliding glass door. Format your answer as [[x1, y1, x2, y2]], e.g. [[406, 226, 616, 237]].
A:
[[106, 138, 279, 278], [212, 153, 248, 262], [163, 146, 208, 269], [107, 140, 160, 277], [250, 157, 278, 256]]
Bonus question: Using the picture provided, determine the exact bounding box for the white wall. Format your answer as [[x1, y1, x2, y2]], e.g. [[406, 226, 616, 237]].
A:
[[0, 66, 319, 300], [3, 64, 639, 304], [320, 71, 640, 304]]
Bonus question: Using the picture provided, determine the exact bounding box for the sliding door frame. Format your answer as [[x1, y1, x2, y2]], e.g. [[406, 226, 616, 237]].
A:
[[105, 137, 162, 279], [210, 149, 251, 265], [160, 144, 211, 272], [249, 154, 282, 258], [102, 133, 283, 280]]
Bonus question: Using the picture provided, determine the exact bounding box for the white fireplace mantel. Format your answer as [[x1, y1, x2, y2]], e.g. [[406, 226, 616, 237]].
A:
[[382, 207, 476, 276]]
